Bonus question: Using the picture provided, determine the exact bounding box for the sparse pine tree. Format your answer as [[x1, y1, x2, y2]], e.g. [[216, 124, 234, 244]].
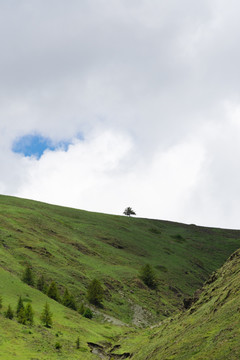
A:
[[25, 303, 34, 325], [47, 281, 60, 302], [78, 302, 86, 315], [22, 265, 34, 286], [139, 264, 157, 289], [37, 275, 47, 293], [16, 296, 24, 315], [40, 302, 52, 328], [62, 288, 77, 310], [87, 279, 104, 307], [17, 307, 26, 324], [76, 337, 80, 349], [5, 305, 14, 319]]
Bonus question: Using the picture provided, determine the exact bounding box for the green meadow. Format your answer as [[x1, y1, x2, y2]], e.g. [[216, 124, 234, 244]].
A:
[[1, 194, 240, 359]]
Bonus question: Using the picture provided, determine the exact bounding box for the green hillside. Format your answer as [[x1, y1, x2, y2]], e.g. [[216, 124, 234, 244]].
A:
[[119, 248, 240, 359], [1, 194, 240, 359], [1, 195, 240, 324], [0, 266, 127, 359]]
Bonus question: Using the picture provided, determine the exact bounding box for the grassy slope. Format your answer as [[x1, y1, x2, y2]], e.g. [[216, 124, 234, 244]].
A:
[[1, 194, 240, 325], [119, 248, 240, 359], [0, 267, 128, 360]]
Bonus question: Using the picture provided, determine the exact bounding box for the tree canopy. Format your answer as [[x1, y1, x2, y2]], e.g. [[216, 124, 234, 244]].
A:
[[123, 207, 136, 217]]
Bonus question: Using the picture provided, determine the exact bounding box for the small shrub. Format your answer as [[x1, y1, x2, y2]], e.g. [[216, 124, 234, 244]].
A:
[[22, 265, 34, 286], [37, 275, 47, 293], [47, 282, 60, 302], [76, 337, 80, 349], [87, 279, 104, 307], [63, 288, 77, 310], [55, 342, 62, 350], [83, 308, 93, 319], [78, 303, 86, 315], [5, 305, 14, 320], [139, 264, 157, 289]]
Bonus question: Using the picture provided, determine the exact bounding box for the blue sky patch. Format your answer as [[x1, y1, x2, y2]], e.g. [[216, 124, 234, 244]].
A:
[[12, 134, 73, 159]]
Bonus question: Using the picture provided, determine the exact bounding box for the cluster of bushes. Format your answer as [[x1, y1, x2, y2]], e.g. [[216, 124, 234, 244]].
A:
[[0, 295, 82, 352], [19, 262, 157, 327], [1, 295, 52, 327], [22, 265, 103, 319]]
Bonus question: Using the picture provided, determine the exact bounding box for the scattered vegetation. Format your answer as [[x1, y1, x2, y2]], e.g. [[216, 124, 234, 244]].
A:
[[40, 302, 53, 328], [55, 342, 62, 350], [47, 281, 60, 302], [37, 274, 47, 293], [87, 279, 104, 307], [62, 288, 77, 310], [22, 265, 34, 286], [83, 307, 93, 319], [139, 264, 157, 289], [5, 304, 14, 320], [1, 195, 240, 359]]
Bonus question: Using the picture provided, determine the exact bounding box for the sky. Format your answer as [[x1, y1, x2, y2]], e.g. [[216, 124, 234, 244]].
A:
[[1, 0, 240, 228]]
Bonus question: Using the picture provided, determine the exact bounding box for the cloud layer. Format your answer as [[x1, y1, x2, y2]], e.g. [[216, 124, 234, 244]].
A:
[[1, 1, 240, 228]]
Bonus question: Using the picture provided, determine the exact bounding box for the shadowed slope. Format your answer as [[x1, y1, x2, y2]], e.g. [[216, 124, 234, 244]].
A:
[[119, 248, 240, 359]]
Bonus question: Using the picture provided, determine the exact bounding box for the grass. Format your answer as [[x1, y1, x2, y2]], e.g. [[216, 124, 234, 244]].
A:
[[119, 249, 240, 359], [0, 267, 128, 359], [1, 194, 240, 358], [1, 194, 240, 324]]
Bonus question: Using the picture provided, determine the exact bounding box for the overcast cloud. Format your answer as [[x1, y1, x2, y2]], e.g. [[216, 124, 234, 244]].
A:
[[1, 0, 240, 228]]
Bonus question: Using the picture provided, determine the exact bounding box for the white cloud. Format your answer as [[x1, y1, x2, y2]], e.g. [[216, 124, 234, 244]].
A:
[[14, 130, 205, 223], [1, 1, 240, 228]]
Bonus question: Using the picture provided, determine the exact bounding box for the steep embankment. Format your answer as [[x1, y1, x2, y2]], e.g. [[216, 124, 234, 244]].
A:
[[1, 194, 240, 324], [118, 249, 240, 359]]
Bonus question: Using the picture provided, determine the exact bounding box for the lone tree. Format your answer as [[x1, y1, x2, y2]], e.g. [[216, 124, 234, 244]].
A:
[[63, 288, 77, 310], [40, 302, 52, 328], [22, 265, 34, 286], [17, 307, 26, 325], [5, 305, 14, 320], [37, 275, 47, 293], [139, 264, 157, 289], [47, 281, 60, 302], [83, 307, 93, 319], [87, 279, 104, 307], [25, 303, 34, 325], [16, 296, 24, 316], [123, 207, 136, 217]]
